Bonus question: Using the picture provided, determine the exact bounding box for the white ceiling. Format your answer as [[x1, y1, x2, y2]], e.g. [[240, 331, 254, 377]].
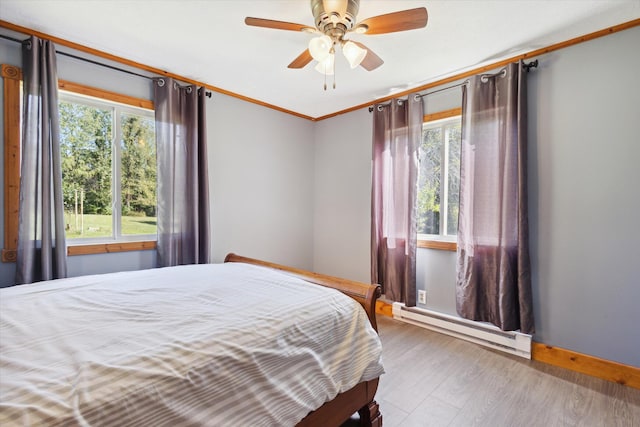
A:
[[1, 1, 639, 119]]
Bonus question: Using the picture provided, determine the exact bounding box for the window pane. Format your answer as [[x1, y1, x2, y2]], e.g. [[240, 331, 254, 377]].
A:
[[60, 101, 113, 238], [446, 122, 461, 236], [120, 113, 157, 236], [418, 126, 441, 235]]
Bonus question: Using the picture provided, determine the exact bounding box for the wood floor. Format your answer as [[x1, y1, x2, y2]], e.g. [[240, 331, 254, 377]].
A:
[[370, 316, 640, 427]]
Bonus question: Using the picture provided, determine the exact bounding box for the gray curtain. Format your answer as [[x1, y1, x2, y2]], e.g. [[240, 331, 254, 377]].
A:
[[456, 61, 534, 334], [371, 94, 423, 305], [154, 78, 210, 267], [16, 36, 67, 284]]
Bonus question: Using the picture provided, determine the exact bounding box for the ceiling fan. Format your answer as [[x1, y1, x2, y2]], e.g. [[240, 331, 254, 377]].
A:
[[245, 0, 428, 77]]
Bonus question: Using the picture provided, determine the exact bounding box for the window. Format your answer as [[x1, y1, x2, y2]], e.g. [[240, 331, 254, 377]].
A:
[[417, 108, 461, 250], [59, 91, 157, 242], [2, 63, 157, 261]]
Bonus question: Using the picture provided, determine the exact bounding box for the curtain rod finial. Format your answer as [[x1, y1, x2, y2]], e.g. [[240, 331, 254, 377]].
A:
[[523, 59, 539, 72]]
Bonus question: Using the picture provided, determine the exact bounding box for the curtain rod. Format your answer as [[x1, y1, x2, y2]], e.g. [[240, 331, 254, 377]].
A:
[[368, 59, 538, 112], [0, 33, 212, 98]]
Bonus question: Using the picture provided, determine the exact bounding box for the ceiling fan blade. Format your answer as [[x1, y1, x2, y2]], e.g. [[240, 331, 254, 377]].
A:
[[351, 41, 384, 71], [357, 7, 428, 35], [288, 49, 314, 69], [245, 17, 313, 32]]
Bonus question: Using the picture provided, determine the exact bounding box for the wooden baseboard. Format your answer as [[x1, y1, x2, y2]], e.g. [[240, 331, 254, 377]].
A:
[[375, 300, 393, 317], [531, 343, 639, 389], [376, 300, 639, 389]]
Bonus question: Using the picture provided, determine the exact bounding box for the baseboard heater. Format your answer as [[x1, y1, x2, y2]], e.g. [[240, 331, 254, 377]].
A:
[[392, 302, 532, 359]]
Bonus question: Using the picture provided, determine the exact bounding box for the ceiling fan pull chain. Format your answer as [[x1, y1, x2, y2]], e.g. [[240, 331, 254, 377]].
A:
[[333, 50, 337, 89]]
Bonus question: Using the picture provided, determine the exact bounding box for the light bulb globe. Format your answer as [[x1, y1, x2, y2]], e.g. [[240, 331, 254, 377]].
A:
[[315, 53, 335, 75], [308, 35, 333, 62], [342, 41, 367, 69]]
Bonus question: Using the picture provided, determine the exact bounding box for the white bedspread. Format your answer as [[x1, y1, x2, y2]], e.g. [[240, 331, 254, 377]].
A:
[[0, 262, 384, 426]]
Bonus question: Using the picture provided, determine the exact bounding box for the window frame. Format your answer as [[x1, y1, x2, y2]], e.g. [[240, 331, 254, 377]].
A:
[[417, 107, 462, 252], [2, 63, 156, 262], [58, 90, 157, 244]]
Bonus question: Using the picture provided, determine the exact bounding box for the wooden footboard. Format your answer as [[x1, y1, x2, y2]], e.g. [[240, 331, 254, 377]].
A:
[[296, 379, 381, 427], [224, 253, 383, 426]]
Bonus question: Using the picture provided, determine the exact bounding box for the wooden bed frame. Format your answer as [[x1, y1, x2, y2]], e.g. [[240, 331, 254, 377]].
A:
[[224, 254, 383, 427]]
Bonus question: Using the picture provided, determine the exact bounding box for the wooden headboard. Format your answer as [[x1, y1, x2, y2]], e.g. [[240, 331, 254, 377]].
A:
[[224, 253, 382, 332]]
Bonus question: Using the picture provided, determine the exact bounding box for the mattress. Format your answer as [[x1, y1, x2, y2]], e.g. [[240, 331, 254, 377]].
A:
[[0, 262, 384, 426]]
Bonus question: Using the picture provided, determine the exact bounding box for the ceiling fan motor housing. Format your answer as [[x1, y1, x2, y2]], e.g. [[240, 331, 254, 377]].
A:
[[311, 0, 360, 40]]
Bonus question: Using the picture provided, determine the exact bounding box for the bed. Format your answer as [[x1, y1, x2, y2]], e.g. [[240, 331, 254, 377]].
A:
[[0, 253, 383, 426]]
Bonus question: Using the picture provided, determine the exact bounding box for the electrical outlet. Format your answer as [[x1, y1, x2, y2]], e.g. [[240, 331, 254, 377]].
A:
[[418, 290, 426, 304]]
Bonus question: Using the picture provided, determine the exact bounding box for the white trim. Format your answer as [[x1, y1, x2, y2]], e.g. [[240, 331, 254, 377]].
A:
[[418, 115, 461, 238], [59, 91, 156, 244], [67, 235, 156, 245]]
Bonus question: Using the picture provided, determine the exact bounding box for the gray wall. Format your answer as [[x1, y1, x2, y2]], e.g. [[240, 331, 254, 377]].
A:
[[208, 92, 314, 268], [0, 35, 315, 287], [1, 26, 639, 366], [313, 108, 372, 283], [313, 26, 640, 367], [527, 27, 640, 367]]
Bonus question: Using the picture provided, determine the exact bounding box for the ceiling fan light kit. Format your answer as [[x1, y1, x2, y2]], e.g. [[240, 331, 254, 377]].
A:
[[342, 40, 367, 68], [308, 34, 333, 62], [314, 52, 335, 75], [245, 0, 428, 89]]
